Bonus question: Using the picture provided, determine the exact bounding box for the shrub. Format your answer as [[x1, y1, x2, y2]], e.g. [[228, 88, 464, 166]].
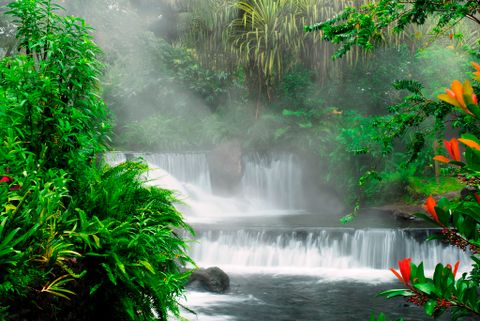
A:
[[0, 1, 192, 320]]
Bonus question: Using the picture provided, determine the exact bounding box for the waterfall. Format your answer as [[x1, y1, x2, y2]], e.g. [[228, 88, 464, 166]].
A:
[[241, 154, 303, 209], [107, 151, 211, 190], [105, 151, 306, 218], [105, 151, 467, 283], [190, 228, 470, 273]]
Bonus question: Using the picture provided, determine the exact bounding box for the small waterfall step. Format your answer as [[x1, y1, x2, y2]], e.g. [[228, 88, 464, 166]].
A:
[[190, 227, 470, 272]]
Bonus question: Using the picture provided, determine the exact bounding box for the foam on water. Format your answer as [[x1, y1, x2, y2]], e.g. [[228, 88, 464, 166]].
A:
[[189, 228, 470, 282]]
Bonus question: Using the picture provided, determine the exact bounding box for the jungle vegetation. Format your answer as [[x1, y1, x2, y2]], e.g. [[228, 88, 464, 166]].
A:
[[0, 1, 192, 320], [2, 0, 480, 319]]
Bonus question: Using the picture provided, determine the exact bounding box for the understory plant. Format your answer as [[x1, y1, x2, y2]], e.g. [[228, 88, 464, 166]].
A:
[[0, 1, 192, 320]]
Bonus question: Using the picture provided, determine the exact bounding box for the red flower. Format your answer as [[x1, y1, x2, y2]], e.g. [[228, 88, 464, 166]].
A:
[[444, 138, 461, 162], [0, 176, 12, 183], [0, 175, 20, 191], [433, 138, 461, 164], [424, 196, 440, 223], [390, 258, 412, 285], [446, 261, 460, 278]]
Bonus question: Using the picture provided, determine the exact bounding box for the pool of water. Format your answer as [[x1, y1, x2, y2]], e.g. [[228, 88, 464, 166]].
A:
[[181, 273, 445, 321]]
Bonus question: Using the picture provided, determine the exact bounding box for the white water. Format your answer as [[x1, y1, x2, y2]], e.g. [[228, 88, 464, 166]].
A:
[[106, 151, 306, 221], [190, 228, 470, 281], [106, 151, 469, 283], [241, 154, 304, 209]]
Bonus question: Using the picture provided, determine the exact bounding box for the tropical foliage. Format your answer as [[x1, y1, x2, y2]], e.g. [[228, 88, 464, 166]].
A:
[[306, 1, 480, 319], [374, 66, 480, 320], [305, 0, 480, 59], [0, 1, 192, 320]]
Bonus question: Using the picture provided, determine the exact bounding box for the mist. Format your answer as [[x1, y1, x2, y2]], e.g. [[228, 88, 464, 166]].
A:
[[52, 0, 476, 220]]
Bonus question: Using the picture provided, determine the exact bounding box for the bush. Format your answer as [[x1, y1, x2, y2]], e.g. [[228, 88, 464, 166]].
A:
[[0, 1, 192, 320]]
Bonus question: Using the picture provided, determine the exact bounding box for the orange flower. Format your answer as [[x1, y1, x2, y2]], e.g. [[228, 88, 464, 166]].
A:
[[472, 62, 480, 81], [446, 261, 460, 278], [434, 138, 461, 163], [458, 138, 480, 151], [438, 80, 476, 115], [423, 196, 440, 223], [390, 258, 412, 285], [444, 138, 461, 161], [433, 155, 451, 163]]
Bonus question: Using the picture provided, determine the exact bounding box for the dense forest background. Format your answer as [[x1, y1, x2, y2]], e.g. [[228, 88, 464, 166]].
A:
[[0, 0, 475, 205], [56, 0, 479, 207]]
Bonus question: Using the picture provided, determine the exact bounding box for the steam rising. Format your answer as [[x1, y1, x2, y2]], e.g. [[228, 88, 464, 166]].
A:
[[53, 0, 476, 216]]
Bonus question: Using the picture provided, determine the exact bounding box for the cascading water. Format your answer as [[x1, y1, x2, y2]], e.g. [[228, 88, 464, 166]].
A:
[[107, 151, 466, 320], [190, 228, 469, 276], [106, 151, 211, 189], [241, 154, 304, 209], [106, 151, 307, 219]]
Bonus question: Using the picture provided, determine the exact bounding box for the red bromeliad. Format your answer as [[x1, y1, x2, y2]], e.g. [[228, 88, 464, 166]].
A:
[[444, 138, 461, 161], [474, 193, 480, 205], [0, 176, 12, 183], [390, 258, 412, 286]]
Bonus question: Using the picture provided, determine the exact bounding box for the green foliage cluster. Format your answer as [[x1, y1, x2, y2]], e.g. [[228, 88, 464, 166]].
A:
[[0, 1, 192, 320], [305, 0, 480, 59], [375, 131, 480, 320], [307, 1, 480, 319]]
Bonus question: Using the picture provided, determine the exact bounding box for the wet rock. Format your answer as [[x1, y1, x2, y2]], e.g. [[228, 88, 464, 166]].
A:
[[370, 204, 424, 221], [188, 266, 230, 293], [369, 190, 461, 222], [207, 140, 243, 195]]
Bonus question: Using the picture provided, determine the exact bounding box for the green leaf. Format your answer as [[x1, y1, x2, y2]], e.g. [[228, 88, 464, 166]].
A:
[[424, 299, 437, 316], [414, 282, 435, 295], [378, 289, 412, 299]]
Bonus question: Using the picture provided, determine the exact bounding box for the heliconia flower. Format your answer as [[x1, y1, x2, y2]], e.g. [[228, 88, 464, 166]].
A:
[[433, 155, 451, 163], [444, 138, 461, 161], [423, 196, 440, 223], [390, 258, 412, 285], [458, 138, 480, 151], [433, 138, 461, 163], [472, 62, 480, 81], [438, 80, 476, 115], [446, 261, 460, 278]]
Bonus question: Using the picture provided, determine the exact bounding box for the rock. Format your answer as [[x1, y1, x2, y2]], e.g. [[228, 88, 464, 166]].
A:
[[207, 140, 243, 195], [371, 204, 424, 221], [187, 266, 230, 293], [368, 190, 462, 222]]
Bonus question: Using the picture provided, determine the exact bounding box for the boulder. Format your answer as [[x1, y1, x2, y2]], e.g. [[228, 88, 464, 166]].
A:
[[187, 266, 230, 293]]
